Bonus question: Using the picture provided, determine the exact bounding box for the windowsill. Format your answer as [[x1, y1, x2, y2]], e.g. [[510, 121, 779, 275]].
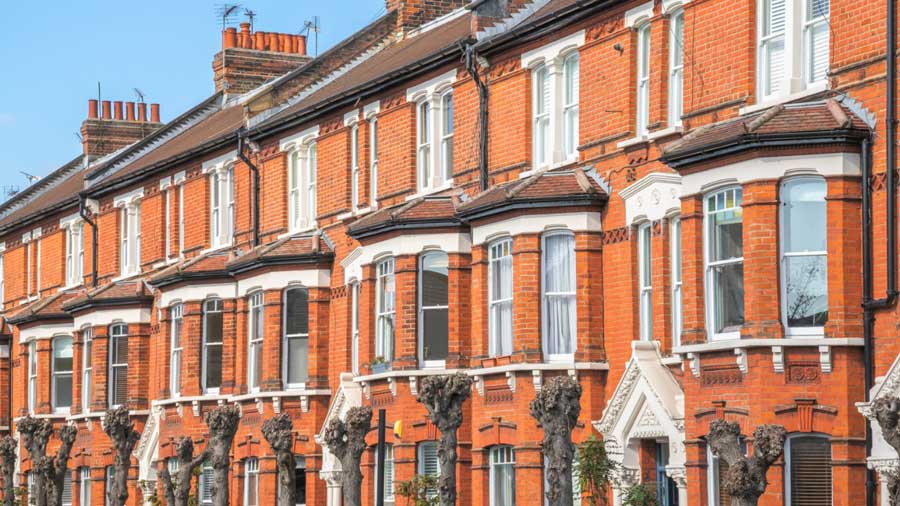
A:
[[152, 394, 229, 407], [709, 331, 741, 342], [355, 368, 461, 383], [278, 226, 318, 240], [738, 82, 829, 116], [337, 206, 374, 221], [229, 389, 331, 403], [200, 243, 233, 256], [405, 181, 454, 201], [520, 157, 579, 179], [646, 125, 683, 140], [472, 360, 609, 376], [784, 328, 826, 339], [111, 271, 141, 283], [617, 135, 651, 149], [59, 282, 84, 293], [673, 337, 864, 355]]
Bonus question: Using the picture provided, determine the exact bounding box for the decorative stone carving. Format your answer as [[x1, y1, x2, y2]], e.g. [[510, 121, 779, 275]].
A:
[[707, 419, 786, 506], [530, 376, 581, 506]]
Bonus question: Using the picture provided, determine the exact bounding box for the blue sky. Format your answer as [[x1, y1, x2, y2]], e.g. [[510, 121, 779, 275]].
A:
[[0, 1, 385, 198]]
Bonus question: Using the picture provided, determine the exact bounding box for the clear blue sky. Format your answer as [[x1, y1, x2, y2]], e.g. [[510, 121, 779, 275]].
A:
[[0, 1, 386, 197]]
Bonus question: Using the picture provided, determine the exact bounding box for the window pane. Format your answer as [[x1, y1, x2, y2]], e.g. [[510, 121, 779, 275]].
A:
[[54, 337, 73, 373], [286, 336, 309, 384], [422, 253, 448, 307], [55, 376, 73, 408], [113, 367, 128, 405], [295, 458, 307, 506], [783, 179, 827, 253], [206, 345, 223, 390], [205, 307, 223, 344], [285, 288, 310, 335], [545, 235, 575, 293], [785, 255, 828, 327], [423, 308, 449, 362], [789, 437, 831, 505], [713, 263, 744, 333]]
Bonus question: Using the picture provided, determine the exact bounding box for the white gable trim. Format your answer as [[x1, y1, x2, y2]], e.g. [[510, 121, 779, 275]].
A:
[[619, 172, 683, 225]]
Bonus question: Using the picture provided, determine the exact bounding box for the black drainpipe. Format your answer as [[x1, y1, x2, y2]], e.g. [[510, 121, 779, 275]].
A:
[[237, 131, 261, 247], [78, 194, 98, 287], [463, 40, 489, 191], [864, 2, 898, 503]]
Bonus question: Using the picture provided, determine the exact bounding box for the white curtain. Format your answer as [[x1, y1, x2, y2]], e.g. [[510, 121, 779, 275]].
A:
[[490, 242, 513, 357], [544, 234, 576, 355]]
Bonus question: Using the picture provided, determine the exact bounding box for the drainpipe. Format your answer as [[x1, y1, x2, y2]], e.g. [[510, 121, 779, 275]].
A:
[[463, 40, 489, 191], [78, 194, 98, 287], [864, 2, 898, 503], [237, 131, 261, 247]]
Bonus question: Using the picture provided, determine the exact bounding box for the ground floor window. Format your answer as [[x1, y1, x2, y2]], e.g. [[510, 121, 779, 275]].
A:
[[785, 435, 831, 506], [244, 458, 259, 506], [490, 446, 516, 506]]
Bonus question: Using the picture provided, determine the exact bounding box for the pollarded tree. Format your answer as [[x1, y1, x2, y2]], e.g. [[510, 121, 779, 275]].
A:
[[157, 437, 209, 506], [706, 419, 786, 506], [262, 412, 297, 506], [416, 372, 474, 506], [874, 396, 900, 506], [46, 425, 77, 506], [323, 406, 372, 506], [530, 376, 582, 506], [205, 405, 241, 506], [18, 416, 52, 506], [0, 436, 16, 506], [104, 407, 140, 506]]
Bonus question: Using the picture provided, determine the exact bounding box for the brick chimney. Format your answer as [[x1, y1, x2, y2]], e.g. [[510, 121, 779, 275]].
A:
[[386, 0, 469, 30], [80, 99, 163, 158], [212, 23, 312, 96]]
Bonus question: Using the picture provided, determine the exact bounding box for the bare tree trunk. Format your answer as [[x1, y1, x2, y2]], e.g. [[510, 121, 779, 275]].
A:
[[46, 425, 77, 506], [18, 416, 52, 506], [0, 436, 16, 506], [104, 407, 140, 506], [156, 437, 209, 506], [417, 373, 473, 506], [707, 419, 786, 506], [205, 405, 240, 506], [874, 397, 900, 506], [323, 406, 372, 506], [530, 376, 582, 506], [262, 413, 296, 506]]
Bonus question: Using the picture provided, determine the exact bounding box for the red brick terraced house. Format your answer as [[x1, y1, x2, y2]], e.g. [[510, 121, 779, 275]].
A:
[[0, 0, 897, 504]]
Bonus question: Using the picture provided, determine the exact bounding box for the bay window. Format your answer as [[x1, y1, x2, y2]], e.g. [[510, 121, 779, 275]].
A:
[[532, 64, 551, 168], [543, 232, 576, 359], [202, 299, 224, 393], [209, 165, 234, 248], [288, 142, 318, 232], [283, 287, 310, 388], [669, 10, 684, 126], [27, 340, 36, 414], [52, 335, 73, 411], [489, 239, 514, 357], [440, 90, 454, 182], [419, 251, 449, 367], [248, 292, 264, 392], [758, 0, 830, 101], [705, 188, 744, 340], [637, 223, 653, 342], [671, 217, 683, 346], [82, 326, 92, 412], [375, 258, 395, 364], [781, 178, 828, 334], [109, 323, 129, 407], [169, 303, 183, 396], [635, 22, 651, 136], [490, 446, 516, 506]]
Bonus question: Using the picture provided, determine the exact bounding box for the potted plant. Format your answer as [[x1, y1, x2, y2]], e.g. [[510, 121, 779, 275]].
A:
[[370, 356, 389, 374]]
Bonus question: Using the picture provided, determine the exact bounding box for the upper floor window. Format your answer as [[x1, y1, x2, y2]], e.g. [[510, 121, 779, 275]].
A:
[[529, 45, 580, 169], [637, 223, 653, 341], [785, 435, 831, 505], [416, 100, 433, 192], [705, 188, 744, 340], [489, 239, 514, 357], [283, 287, 310, 388], [671, 217, 683, 346], [350, 121, 360, 211], [52, 335, 73, 412], [490, 446, 516, 506], [244, 458, 259, 506], [375, 258, 396, 364], [169, 303, 183, 397], [27, 340, 36, 414], [668, 10, 684, 126], [781, 178, 828, 335], [288, 142, 318, 232], [177, 182, 185, 257], [440, 90, 454, 183], [351, 281, 360, 375], [202, 299, 224, 393], [562, 53, 580, 158], [119, 202, 141, 277], [419, 251, 449, 367], [408, 73, 456, 193], [81, 326, 93, 413], [109, 323, 129, 407], [758, 0, 830, 101], [369, 116, 379, 207], [543, 232, 576, 360], [417, 441, 440, 499], [533, 64, 551, 168], [375, 444, 395, 506], [635, 22, 652, 136], [64, 220, 84, 287], [0, 249, 5, 309], [247, 292, 264, 392], [209, 165, 234, 248]]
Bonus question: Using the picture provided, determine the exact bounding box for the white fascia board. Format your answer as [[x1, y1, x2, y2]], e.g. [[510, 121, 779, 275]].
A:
[[237, 269, 331, 297], [472, 212, 602, 245], [72, 307, 152, 330], [158, 281, 237, 307]]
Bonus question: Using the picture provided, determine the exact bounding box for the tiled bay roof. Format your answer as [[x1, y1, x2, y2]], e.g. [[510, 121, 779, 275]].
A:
[[147, 251, 233, 287], [348, 195, 463, 239], [62, 279, 154, 312], [5, 290, 83, 325], [226, 234, 333, 272]]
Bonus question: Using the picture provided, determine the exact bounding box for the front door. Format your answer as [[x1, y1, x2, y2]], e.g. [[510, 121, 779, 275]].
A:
[[655, 442, 679, 506]]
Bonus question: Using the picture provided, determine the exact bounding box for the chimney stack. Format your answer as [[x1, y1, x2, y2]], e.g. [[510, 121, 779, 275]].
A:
[[386, 0, 470, 30], [80, 98, 164, 158], [212, 23, 312, 95]]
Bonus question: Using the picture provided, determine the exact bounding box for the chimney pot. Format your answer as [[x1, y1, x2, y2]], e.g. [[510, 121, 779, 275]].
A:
[[240, 23, 252, 48], [137, 103, 147, 122], [150, 103, 160, 123], [254, 31, 265, 50], [88, 99, 98, 119], [223, 27, 237, 49], [297, 35, 307, 55], [101, 100, 112, 120], [279, 33, 290, 52], [113, 101, 123, 120], [268, 32, 278, 51], [125, 102, 136, 121]]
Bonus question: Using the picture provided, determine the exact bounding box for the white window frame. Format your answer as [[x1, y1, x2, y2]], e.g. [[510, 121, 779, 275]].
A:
[[0, 246, 6, 310], [532, 64, 551, 169], [418, 251, 449, 369], [349, 120, 360, 211], [161, 177, 173, 260], [116, 198, 141, 278], [34, 228, 42, 295], [243, 458, 259, 506], [417, 441, 440, 499], [671, 216, 683, 347], [247, 291, 264, 393], [406, 71, 456, 196], [202, 298, 224, 394], [637, 223, 653, 341], [169, 303, 184, 397], [282, 286, 310, 390], [375, 444, 395, 505], [62, 218, 84, 288], [81, 326, 93, 413], [51, 334, 73, 413], [208, 164, 234, 249], [287, 140, 318, 233], [351, 281, 360, 375], [27, 340, 36, 414], [416, 99, 434, 193], [541, 231, 577, 362], [108, 323, 128, 408], [704, 187, 744, 341], [668, 9, 684, 127], [177, 178, 185, 257], [375, 258, 395, 364], [489, 446, 516, 506], [561, 52, 580, 160], [25, 233, 32, 298], [79, 467, 91, 506], [488, 238, 514, 358], [780, 177, 828, 337], [635, 22, 652, 136], [368, 115, 379, 208], [440, 89, 454, 183]]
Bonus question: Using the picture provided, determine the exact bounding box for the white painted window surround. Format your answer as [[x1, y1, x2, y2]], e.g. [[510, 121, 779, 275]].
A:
[[281, 126, 319, 233], [203, 153, 235, 250], [160, 171, 187, 260], [113, 188, 143, 278], [407, 70, 457, 194], [345, 109, 361, 212], [60, 214, 84, 288], [365, 102, 380, 209]]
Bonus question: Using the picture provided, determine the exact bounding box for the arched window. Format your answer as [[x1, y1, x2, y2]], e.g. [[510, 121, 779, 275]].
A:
[[419, 251, 449, 367], [283, 286, 310, 388], [52, 335, 73, 411], [490, 446, 516, 506], [243, 458, 259, 506], [108, 324, 128, 407], [489, 239, 513, 357], [543, 232, 576, 359], [209, 164, 234, 248], [170, 303, 183, 397], [785, 435, 831, 505], [202, 299, 224, 394], [780, 177, 828, 335], [288, 142, 318, 232], [247, 292, 264, 392], [375, 258, 396, 363]]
